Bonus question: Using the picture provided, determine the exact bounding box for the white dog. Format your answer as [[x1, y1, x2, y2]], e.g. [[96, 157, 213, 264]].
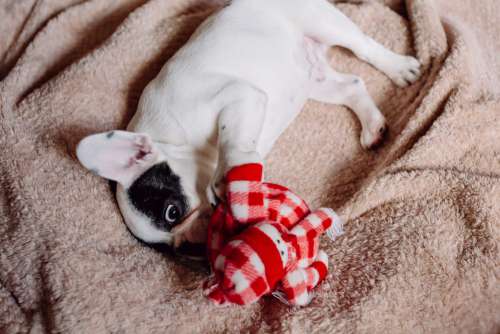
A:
[[77, 0, 421, 256]]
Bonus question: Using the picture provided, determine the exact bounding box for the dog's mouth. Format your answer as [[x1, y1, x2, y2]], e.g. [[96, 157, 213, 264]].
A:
[[176, 241, 207, 260], [172, 207, 200, 234], [171, 206, 210, 245], [170, 208, 209, 260]]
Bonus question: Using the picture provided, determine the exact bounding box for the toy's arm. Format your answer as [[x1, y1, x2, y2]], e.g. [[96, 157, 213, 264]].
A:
[[225, 163, 267, 223], [290, 208, 343, 240], [266, 184, 310, 229]]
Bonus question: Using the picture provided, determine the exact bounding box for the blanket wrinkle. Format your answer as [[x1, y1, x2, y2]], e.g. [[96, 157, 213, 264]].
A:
[[1, 0, 499, 333], [16, 0, 150, 104], [0, 0, 89, 80]]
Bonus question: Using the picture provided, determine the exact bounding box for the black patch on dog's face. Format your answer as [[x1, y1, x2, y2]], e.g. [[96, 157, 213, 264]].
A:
[[127, 162, 189, 231]]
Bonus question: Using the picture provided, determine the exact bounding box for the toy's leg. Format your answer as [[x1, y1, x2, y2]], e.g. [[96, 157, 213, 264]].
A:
[[296, 0, 421, 87], [279, 250, 329, 306], [206, 81, 267, 205], [306, 250, 329, 289], [280, 268, 312, 306], [309, 66, 387, 149]]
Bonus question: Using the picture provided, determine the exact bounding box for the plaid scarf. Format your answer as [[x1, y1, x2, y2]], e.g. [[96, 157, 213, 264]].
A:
[[205, 164, 343, 306]]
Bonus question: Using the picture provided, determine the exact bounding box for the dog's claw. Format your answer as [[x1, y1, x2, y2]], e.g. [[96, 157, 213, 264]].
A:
[[385, 55, 422, 87]]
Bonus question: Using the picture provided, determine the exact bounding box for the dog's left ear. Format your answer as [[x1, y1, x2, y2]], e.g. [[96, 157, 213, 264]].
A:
[[76, 130, 160, 188]]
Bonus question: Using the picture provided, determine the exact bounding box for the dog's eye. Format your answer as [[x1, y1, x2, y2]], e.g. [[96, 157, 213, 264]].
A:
[[164, 204, 180, 223]]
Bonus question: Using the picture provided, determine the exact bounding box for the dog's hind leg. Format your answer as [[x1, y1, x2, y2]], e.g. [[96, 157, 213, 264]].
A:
[[291, 0, 421, 87], [307, 48, 387, 149]]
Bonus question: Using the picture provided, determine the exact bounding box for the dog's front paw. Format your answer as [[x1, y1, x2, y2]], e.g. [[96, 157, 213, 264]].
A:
[[207, 148, 262, 207], [384, 55, 421, 87]]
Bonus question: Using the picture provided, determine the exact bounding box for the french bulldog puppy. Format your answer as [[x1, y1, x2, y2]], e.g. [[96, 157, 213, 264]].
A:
[[76, 0, 421, 255]]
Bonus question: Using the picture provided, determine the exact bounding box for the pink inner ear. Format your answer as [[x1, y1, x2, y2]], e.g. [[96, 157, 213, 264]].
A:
[[76, 130, 160, 187]]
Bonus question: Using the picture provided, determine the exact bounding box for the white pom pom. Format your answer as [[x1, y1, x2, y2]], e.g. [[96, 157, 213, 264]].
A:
[[326, 210, 344, 241]]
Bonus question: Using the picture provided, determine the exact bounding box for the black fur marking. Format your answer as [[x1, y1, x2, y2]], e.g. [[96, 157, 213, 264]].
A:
[[176, 241, 208, 260], [127, 162, 189, 231], [106, 131, 115, 139]]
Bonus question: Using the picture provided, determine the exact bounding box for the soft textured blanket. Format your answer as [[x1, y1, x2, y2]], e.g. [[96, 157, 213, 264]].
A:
[[1, 0, 499, 333]]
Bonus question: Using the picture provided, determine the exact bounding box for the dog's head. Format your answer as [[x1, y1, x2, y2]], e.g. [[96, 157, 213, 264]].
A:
[[76, 130, 214, 257]]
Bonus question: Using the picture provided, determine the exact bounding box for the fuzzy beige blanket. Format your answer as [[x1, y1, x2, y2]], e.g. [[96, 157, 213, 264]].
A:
[[1, 0, 499, 333]]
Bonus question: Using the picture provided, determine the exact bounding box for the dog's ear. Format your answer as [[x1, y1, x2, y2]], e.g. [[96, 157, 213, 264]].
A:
[[76, 130, 160, 187]]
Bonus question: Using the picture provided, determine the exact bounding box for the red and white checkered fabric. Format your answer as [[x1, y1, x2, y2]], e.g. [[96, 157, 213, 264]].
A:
[[286, 208, 343, 269], [207, 163, 310, 265], [280, 250, 329, 306], [225, 163, 267, 223], [205, 163, 343, 306], [206, 223, 283, 305]]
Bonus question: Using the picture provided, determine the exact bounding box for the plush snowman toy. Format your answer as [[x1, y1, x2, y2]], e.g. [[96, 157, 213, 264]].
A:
[[204, 164, 343, 306]]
